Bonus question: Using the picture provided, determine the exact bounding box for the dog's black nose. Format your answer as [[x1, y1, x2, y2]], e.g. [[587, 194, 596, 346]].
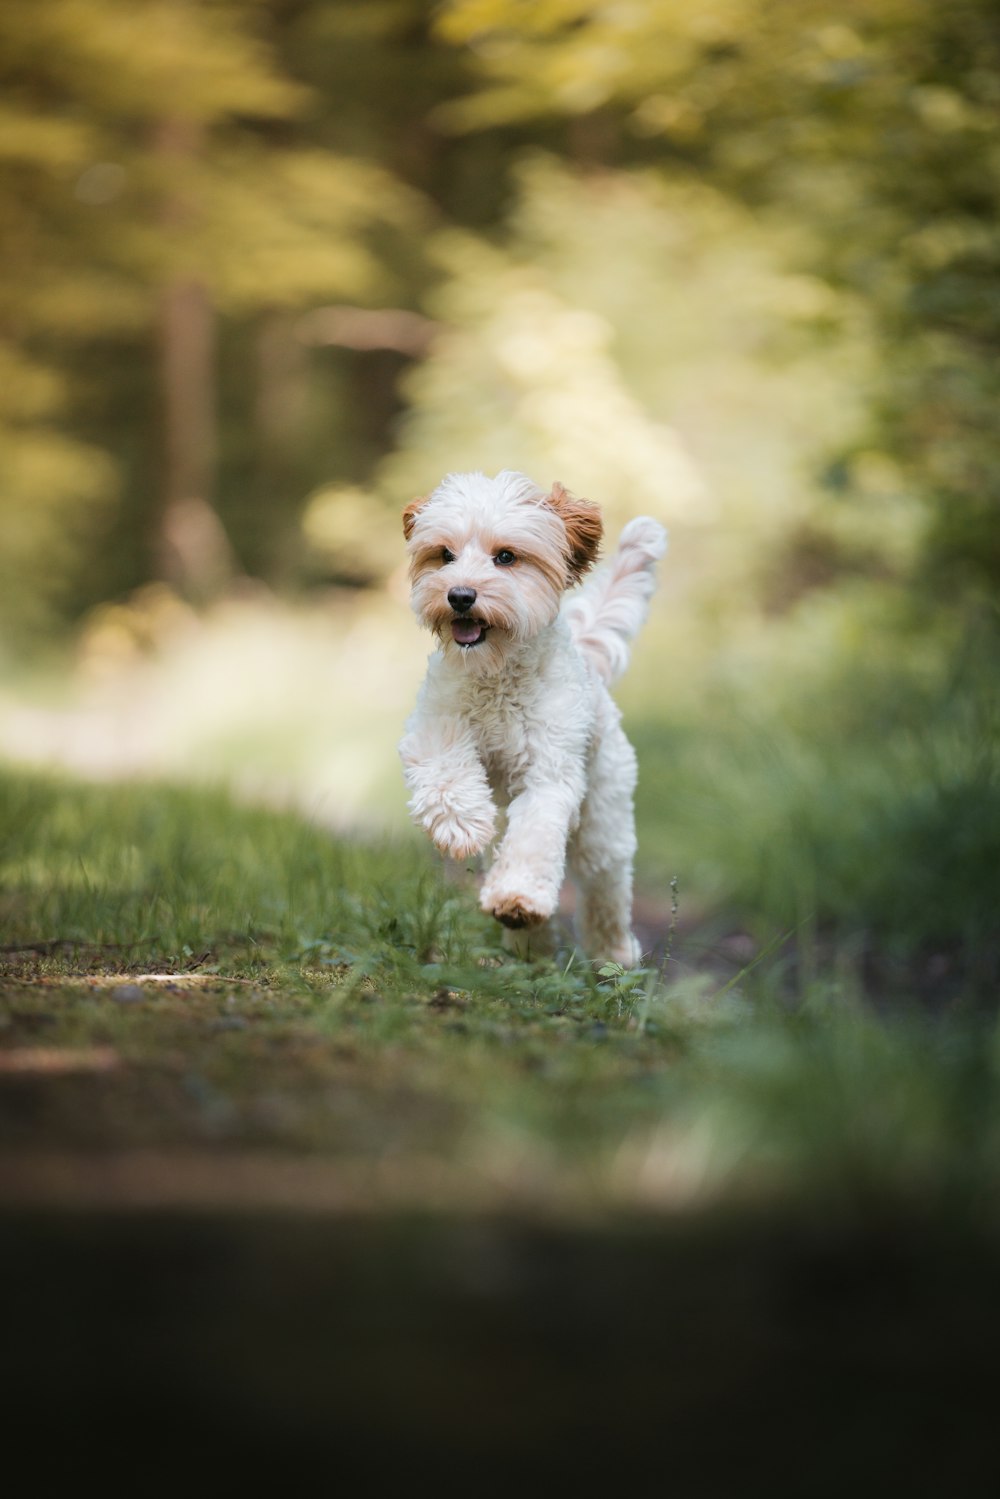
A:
[[447, 586, 477, 614]]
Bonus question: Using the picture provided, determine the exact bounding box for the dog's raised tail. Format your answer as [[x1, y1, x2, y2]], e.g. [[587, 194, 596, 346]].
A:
[[564, 517, 667, 685]]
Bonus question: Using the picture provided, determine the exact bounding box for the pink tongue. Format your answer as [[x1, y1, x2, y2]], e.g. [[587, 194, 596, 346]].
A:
[[451, 618, 484, 645]]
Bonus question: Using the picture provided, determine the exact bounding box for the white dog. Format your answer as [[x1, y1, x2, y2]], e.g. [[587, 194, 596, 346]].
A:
[[399, 470, 666, 965]]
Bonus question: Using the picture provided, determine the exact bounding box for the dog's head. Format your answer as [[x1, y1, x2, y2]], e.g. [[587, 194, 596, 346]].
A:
[[402, 470, 602, 674]]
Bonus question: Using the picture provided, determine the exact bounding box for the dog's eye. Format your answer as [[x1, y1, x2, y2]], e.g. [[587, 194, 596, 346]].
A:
[[494, 549, 517, 567], [441, 548, 455, 564]]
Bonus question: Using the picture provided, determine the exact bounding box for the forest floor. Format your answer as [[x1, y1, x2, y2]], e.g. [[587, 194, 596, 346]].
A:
[[2, 768, 998, 1489]]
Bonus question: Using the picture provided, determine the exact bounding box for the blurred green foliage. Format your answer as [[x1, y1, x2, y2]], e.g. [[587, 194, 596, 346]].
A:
[[436, 0, 1000, 612], [0, 0, 423, 639], [5, 0, 999, 626]]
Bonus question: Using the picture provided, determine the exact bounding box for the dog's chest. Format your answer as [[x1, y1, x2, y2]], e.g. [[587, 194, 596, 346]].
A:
[[466, 691, 534, 795], [458, 673, 540, 788], [460, 673, 588, 801]]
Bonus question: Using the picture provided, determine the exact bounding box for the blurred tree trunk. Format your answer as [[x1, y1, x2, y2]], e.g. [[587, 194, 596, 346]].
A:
[[252, 311, 311, 585], [156, 117, 234, 601]]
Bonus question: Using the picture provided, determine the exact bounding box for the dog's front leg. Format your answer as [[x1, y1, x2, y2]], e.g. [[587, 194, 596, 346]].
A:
[[480, 777, 582, 931], [400, 716, 497, 861]]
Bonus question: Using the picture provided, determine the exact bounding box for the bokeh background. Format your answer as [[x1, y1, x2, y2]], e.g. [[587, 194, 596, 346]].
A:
[[3, 0, 999, 980]]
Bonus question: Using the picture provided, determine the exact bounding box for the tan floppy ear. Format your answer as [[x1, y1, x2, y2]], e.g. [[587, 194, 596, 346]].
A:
[[547, 481, 603, 581], [402, 495, 427, 541]]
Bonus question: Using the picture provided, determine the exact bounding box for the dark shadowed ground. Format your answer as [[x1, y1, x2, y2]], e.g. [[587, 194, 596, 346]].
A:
[[5, 1205, 1000, 1495]]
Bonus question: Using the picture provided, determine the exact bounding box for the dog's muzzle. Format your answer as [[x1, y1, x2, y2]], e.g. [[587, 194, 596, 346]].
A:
[[447, 585, 486, 646]]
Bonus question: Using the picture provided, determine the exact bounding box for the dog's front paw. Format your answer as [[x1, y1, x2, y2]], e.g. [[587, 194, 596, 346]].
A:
[[490, 895, 548, 930], [407, 776, 496, 861], [426, 805, 496, 862], [480, 878, 555, 930]]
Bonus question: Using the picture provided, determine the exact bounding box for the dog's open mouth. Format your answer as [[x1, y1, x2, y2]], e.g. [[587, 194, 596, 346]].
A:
[[451, 616, 487, 647]]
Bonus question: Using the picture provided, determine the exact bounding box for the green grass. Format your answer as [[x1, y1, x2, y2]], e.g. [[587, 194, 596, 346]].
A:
[[2, 765, 1000, 1222], [630, 641, 1000, 988], [5, 765, 1000, 1491]]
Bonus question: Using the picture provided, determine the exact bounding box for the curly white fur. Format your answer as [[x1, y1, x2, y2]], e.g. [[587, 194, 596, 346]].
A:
[[399, 470, 667, 965]]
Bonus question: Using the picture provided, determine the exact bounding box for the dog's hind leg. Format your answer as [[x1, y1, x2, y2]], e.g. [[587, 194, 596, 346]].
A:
[[572, 859, 641, 968], [568, 731, 642, 967]]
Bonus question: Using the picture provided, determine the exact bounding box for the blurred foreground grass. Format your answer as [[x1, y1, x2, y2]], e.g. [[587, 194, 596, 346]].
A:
[[4, 766, 1000, 1489], [3, 765, 999, 1220]]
